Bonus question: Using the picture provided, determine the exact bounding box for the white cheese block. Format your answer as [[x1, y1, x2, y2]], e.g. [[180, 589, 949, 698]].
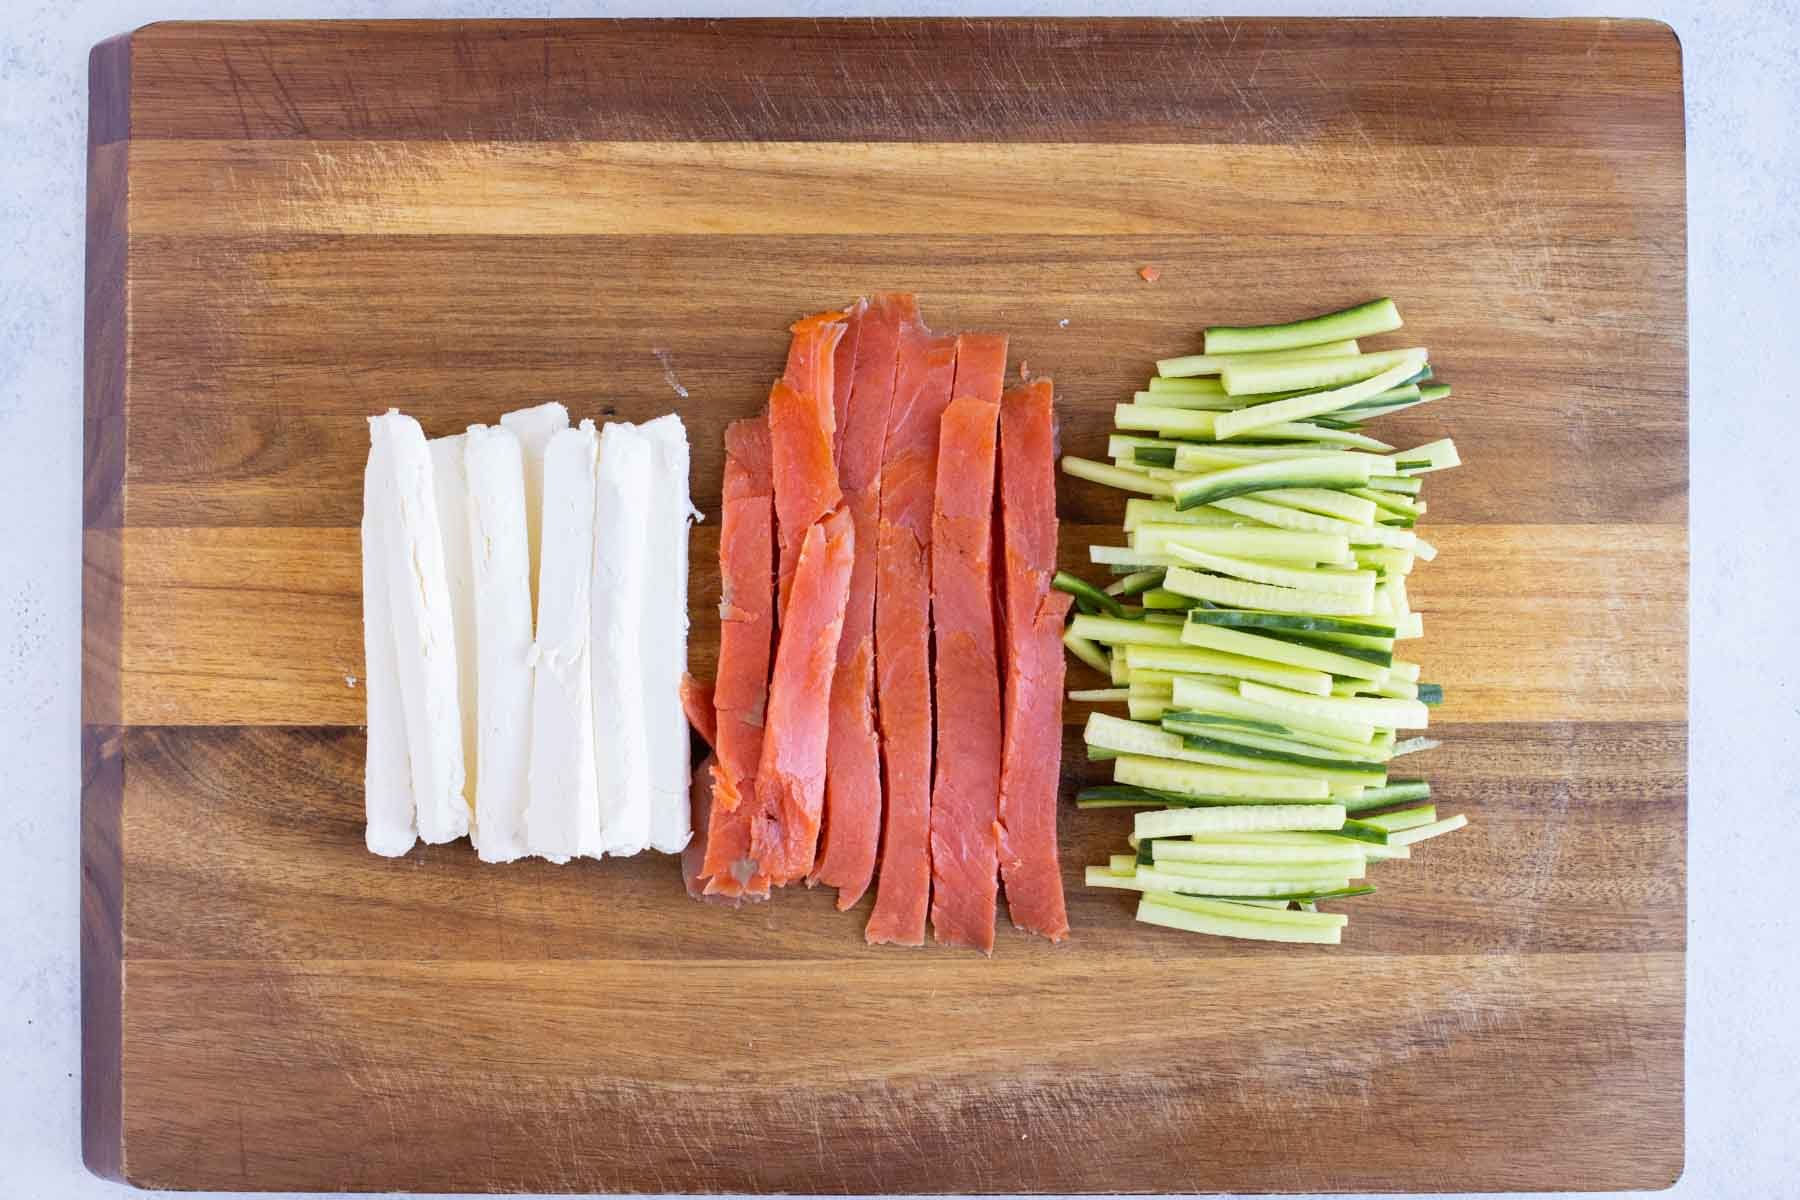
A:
[[371, 410, 470, 844], [360, 422, 417, 857], [463, 424, 535, 863], [526, 419, 601, 862], [429, 433, 480, 820], [499, 402, 571, 625], [590, 422, 654, 856], [637, 413, 698, 853]]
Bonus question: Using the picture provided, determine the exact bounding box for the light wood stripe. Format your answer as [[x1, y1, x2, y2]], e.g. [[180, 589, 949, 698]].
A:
[[126, 141, 1684, 238], [114, 523, 1683, 727]]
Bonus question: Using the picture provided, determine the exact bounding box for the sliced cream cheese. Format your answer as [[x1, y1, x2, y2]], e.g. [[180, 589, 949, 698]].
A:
[[464, 424, 535, 863], [526, 419, 601, 862], [360, 421, 417, 857], [499, 402, 571, 626], [371, 410, 470, 844], [590, 422, 655, 856], [430, 433, 480, 821], [637, 413, 697, 853]]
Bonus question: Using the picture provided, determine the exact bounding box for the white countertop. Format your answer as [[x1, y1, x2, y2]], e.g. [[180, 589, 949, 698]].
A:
[[3, 1, 1792, 1196]]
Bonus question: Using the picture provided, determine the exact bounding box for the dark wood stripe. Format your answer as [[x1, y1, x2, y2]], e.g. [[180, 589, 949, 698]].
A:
[[119, 721, 1682, 962], [124, 19, 1683, 148], [80, 726, 125, 1183], [117, 951, 1682, 1192]]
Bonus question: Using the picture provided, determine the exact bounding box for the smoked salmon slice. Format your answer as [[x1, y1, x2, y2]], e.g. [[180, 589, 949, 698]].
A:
[[752, 506, 856, 884], [812, 295, 909, 907], [996, 379, 1072, 941], [772, 313, 848, 621], [701, 416, 776, 899], [925, 334, 1009, 952], [866, 315, 958, 946]]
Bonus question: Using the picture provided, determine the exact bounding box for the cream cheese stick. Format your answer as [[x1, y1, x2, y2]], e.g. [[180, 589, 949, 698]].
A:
[[464, 424, 534, 863], [526, 419, 601, 862], [361, 422, 417, 857], [638, 413, 697, 853], [372, 410, 469, 844], [430, 433, 480, 821], [590, 422, 654, 856], [500, 402, 571, 624]]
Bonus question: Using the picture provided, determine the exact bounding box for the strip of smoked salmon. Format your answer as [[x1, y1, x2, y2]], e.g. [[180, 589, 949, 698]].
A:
[[830, 299, 865, 466], [772, 313, 847, 621], [812, 294, 909, 908], [866, 315, 958, 946], [996, 379, 1072, 940], [926, 333, 1009, 953], [752, 506, 855, 884], [701, 417, 776, 899]]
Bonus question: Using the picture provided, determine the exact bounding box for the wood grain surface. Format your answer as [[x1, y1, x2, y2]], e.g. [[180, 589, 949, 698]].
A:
[[82, 18, 1688, 1193]]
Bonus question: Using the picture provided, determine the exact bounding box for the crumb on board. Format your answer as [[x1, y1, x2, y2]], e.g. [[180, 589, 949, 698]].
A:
[[346, 674, 358, 688], [1138, 265, 1162, 283], [1019, 360, 1031, 380], [1058, 318, 1070, 328]]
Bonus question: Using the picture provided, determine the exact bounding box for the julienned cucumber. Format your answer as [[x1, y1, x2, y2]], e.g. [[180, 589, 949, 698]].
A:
[[1203, 298, 1402, 355], [1061, 295, 1467, 945]]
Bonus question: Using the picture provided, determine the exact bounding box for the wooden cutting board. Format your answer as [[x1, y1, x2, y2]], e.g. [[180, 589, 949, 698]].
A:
[[82, 18, 1687, 1193]]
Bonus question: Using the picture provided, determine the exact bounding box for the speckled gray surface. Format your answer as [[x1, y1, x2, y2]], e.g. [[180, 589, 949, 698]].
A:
[[3, 1, 1792, 1197]]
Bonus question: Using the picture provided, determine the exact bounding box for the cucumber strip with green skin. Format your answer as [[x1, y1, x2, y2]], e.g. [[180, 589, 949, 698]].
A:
[[1170, 455, 1377, 511], [1133, 524, 1349, 564], [1151, 857, 1362, 884], [1063, 455, 1173, 496], [1356, 805, 1437, 833], [1391, 438, 1461, 475], [1122, 642, 1334, 695], [1200, 830, 1411, 861], [1389, 659, 1421, 683], [1163, 566, 1377, 618], [1418, 683, 1444, 706], [1131, 446, 1179, 468], [1216, 354, 1425, 420], [1130, 677, 1177, 697], [1168, 544, 1378, 599], [1135, 897, 1346, 942], [1238, 679, 1430, 730], [1352, 488, 1423, 518], [1128, 697, 1171, 721], [1106, 568, 1167, 597], [1385, 814, 1469, 845], [1140, 587, 1197, 610], [1132, 389, 1248, 412], [1171, 444, 1397, 468], [1075, 783, 1191, 808], [1068, 613, 1184, 647], [1087, 746, 1118, 761], [1389, 736, 1440, 756], [1228, 625, 1394, 669], [1123, 498, 1269, 533], [1185, 885, 1375, 904], [1307, 415, 1364, 431], [1183, 609, 1397, 638], [1352, 545, 1416, 576], [1158, 709, 1289, 736], [1155, 839, 1366, 867], [1204, 298, 1402, 355], [1091, 544, 1179, 569], [1062, 631, 1112, 675], [1136, 802, 1348, 839], [1116, 404, 1218, 436], [1335, 818, 1394, 846], [1352, 677, 1419, 701], [1069, 687, 1130, 703], [1175, 733, 1387, 783], [1362, 476, 1423, 496], [1053, 570, 1126, 618], [1147, 376, 1228, 396], [1136, 839, 1156, 866], [1108, 433, 1196, 459], [1135, 866, 1353, 897], [1110, 653, 1132, 684], [1111, 854, 1140, 874], [1340, 780, 1431, 812], [1338, 383, 1423, 412], [1163, 711, 1391, 761], [1260, 486, 1379, 525], [1158, 337, 1363, 378], [1171, 677, 1376, 742], [1115, 755, 1333, 803], [1210, 495, 1416, 549], [1179, 618, 1389, 682]]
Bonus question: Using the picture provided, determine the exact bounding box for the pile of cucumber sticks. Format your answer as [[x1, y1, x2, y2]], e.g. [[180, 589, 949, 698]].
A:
[[1057, 298, 1466, 944]]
